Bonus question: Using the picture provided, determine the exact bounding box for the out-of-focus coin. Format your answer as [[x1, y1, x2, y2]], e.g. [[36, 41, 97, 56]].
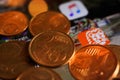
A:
[[0, 11, 28, 36], [7, 0, 26, 7], [16, 66, 62, 80], [29, 11, 71, 36], [28, 0, 48, 16], [0, 41, 34, 79], [69, 45, 118, 80], [29, 31, 74, 67]]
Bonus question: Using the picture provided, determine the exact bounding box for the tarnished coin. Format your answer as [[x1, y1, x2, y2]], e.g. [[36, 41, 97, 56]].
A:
[[29, 31, 74, 67], [0, 11, 28, 36], [16, 67, 62, 80], [69, 45, 118, 80], [29, 11, 71, 36], [0, 41, 33, 79], [28, 0, 48, 16]]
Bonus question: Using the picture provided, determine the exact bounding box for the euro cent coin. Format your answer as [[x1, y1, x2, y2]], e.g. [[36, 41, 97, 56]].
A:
[[29, 11, 71, 36], [29, 31, 74, 67], [69, 45, 118, 80]]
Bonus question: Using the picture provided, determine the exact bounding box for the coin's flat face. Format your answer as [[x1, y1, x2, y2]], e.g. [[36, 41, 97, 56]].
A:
[[0, 41, 33, 79], [28, 0, 48, 16], [0, 11, 28, 36], [29, 31, 74, 67], [69, 45, 118, 80], [29, 11, 71, 36], [16, 67, 62, 80]]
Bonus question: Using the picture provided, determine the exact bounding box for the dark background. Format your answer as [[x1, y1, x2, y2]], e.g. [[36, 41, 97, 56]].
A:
[[45, 0, 120, 19]]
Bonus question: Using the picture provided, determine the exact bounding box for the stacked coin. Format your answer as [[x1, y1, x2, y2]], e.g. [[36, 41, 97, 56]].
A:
[[0, 41, 34, 79], [69, 45, 118, 80], [29, 11, 71, 36], [29, 30, 75, 67], [0, 11, 28, 36]]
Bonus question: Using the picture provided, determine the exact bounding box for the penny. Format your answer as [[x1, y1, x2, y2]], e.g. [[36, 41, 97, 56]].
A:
[[69, 45, 118, 80], [29, 11, 71, 36], [29, 30, 74, 67], [0, 11, 28, 36], [0, 41, 33, 79], [28, 0, 48, 16], [16, 66, 62, 80]]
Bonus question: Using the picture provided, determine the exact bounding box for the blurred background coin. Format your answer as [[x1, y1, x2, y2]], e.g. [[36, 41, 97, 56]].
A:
[[28, 0, 48, 16], [69, 45, 118, 80], [16, 67, 62, 80], [0, 11, 28, 36], [0, 0, 27, 7], [0, 41, 34, 79], [29, 31, 74, 67], [29, 11, 71, 36]]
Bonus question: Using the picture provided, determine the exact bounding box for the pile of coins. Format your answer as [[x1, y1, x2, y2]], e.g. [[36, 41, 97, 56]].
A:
[[0, 0, 120, 80]]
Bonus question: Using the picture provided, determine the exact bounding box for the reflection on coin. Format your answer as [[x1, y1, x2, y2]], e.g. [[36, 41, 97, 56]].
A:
[[29, 31, 74, 67], [28, 0, 48, 16], [16, 67, 62, 80], [0, 11, 28, 36], [106, 45, 120, 76], [0, 41, 33, 79], [69, 45, 118, 80], [29, 11, 71, 36]]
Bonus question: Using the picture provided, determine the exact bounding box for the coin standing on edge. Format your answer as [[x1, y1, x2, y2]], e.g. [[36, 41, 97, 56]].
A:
[[16, 66, 62, 80], [0, 11, 28, 36], [0, 41, 34, 79], [69, 45, 118, 80], [29, 30, 74, 67], [29, 11, 71, 36], [28, 0, 48, 16]]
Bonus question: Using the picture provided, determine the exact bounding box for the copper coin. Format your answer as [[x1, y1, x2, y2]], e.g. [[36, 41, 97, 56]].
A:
[[0, 41, 33, 79], [29, 30, 74, 67], [7, 0, 26, 7], [29, 11, 71, 36], [28, 0, 48, 16], [16, 66, 62, 80], [69, 45, 118, 80], [0, 11, 28, 36]]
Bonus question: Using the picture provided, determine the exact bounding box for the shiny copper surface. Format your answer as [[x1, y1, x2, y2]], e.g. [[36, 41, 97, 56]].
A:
[[16, 67, 62, 80], [29, 11, 71, 36], [69, 45, 118, 80], [0, 41, 33, 79], [0, 11, 28, 36], [29, 31, 74, 67], [28, 0, 48, 16]]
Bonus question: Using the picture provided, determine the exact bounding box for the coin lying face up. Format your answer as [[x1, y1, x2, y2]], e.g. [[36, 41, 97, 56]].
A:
[[29, 11, 71, 36], [0, 11, 28, 36], [0, 41, 33, 79], [16, 66, 62, 80], [69, 45, 119, 80], [29, 30, 74, 67], [28, 0, 48, 16]]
